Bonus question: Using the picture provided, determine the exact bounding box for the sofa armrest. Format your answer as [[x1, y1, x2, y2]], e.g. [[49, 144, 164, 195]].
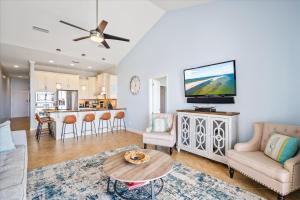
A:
[[11, 131, 27, 146], [234, 123, 263, 152], [284, 151, 300, 191]]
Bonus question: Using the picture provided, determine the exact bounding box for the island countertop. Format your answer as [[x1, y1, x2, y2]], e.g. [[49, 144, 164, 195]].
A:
[[44, 108, 126, 113], [45, 108, 126, 140]]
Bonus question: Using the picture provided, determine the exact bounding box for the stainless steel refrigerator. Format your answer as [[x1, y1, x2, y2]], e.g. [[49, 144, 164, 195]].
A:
[[57, 90, 78, 110]]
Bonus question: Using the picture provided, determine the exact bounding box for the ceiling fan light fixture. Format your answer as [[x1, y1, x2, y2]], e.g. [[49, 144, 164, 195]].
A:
[[90, 32, 104, 43]]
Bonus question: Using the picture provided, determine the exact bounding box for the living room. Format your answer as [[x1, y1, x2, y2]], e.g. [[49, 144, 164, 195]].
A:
[[0, 0, 299, 200]]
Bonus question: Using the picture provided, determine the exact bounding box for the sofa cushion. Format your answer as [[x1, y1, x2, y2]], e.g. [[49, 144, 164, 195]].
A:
[[264, 133, 299, 164], [143, 132, 173, 141], [227, 150, 290, 183], [0, 145, 26, 199], [0, 121, 15, 152]]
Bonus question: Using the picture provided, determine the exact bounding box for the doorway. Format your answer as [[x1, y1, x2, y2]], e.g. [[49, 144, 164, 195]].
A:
[[149, 76, 168, 115], [11, 78, 30, 118]]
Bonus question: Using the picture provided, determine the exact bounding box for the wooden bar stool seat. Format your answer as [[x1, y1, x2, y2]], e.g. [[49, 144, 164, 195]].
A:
[[61, 115, 78, 143], [35, 113, 54, 142], [81, 113, 97, 136], [98, 112, 113, 135], [113, 111, 126, 132]]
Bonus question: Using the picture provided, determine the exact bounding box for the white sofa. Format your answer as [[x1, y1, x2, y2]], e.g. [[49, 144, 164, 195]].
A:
[[0, 131, 28, 200]]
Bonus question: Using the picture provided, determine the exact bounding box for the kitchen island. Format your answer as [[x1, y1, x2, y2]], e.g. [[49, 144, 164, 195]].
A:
[[45, 108, 126, 140]]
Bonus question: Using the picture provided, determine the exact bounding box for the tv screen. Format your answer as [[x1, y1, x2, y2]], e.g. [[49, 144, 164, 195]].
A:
[[184, 60, 236, 97]]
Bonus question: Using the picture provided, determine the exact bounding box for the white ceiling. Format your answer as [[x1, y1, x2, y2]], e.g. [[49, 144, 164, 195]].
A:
[[151, 0, 211, 11], [0, 0, 206, 78]]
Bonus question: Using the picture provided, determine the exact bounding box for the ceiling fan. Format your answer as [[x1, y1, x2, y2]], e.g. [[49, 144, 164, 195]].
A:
[[59, 0, 129, 49]]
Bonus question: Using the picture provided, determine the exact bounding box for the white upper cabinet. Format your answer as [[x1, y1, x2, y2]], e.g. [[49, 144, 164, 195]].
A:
[[34, 71, 79, 92], [79, 77, 97, 99], [96, 73, 118, 99]]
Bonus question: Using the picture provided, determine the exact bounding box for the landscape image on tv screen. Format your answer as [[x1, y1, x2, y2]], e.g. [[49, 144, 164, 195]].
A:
[[184, 61, 236, 96]]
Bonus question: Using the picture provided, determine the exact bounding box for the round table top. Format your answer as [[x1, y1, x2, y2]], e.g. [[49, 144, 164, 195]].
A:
[[103, 149, 173, 182]]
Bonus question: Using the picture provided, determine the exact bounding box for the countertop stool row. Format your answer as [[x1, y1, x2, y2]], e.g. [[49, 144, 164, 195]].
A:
[[61, 111, 126, 142]]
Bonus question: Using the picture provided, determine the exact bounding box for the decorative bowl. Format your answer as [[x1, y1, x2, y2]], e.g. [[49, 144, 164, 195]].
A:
[[124, 150, 150, 165]]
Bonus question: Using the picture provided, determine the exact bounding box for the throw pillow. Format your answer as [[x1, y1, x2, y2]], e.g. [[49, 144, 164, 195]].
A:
[[152, 118, 168, 132], [0, 120, 15, 152], [264, 132, 299, 164]]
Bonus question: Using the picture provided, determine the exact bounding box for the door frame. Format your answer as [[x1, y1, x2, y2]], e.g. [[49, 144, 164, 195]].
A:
[[148, 75, 168, 119]]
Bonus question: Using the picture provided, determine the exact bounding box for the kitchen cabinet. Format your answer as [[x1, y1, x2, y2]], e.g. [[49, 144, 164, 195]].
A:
[[34, 71, 79, 92], [96, 73, 118, 99], [79, 77, 97, 99]]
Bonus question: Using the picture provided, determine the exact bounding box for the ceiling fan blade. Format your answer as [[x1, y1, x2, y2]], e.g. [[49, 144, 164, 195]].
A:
[[102, 40, 110, 49], [97, 20, 108, 33], [103, 33, 130, 42], [73, 36, 90, 41], [59, 20, 89, 32]]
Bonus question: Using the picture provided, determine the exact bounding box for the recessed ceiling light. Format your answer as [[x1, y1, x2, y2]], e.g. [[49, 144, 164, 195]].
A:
[[18, 76, 23, 78], [2, 75, 6, 79], [49, 60, 54, 63], [56, 48, 61, 52], [70, 63, 74, 66], [102, 58, 106, 61], [88, 66, 92, 69], [14, 65, 19, 68], [81, 53, 86, 57]]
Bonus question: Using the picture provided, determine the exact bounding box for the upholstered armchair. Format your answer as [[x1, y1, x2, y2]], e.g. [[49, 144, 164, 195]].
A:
[[227, 122, 300, 200], [143, 113, 176, 155]]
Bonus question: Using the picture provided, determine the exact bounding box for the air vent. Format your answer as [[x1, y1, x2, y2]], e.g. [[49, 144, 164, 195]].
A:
[[32, 26, 49, 33], [72, 60, 80, 64]]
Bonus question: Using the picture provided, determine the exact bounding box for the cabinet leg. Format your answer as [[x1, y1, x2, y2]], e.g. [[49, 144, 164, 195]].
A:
[[169, 147, 173, 155], [229, 167, 235, 178], [277, 194, 285, 200], [144, 144, 147, 149]]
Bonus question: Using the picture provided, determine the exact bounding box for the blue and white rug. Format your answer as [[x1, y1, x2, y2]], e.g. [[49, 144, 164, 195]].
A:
[[27, 145, 264, 200]]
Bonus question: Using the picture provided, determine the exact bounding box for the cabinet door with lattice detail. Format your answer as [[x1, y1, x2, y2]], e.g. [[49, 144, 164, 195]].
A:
[[193, 116, 209, 157], [178, 114, 192, 150], [210, 118, 229, 162]]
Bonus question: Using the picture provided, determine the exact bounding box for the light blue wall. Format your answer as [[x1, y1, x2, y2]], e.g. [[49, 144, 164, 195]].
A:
[[117, 0, 300, 141]]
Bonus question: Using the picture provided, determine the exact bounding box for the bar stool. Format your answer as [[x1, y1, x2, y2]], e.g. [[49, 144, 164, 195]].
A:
[[61, 115, 78, 143], [35, 113, 54, 142], [81, 113, 97, 136], [98, 112, 113, 135], [113, 111, 126, 132]]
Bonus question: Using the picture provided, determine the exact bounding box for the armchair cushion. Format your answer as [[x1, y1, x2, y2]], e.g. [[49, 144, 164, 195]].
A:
[[264, 133, 299, 164], [227, 150, 290, 183]]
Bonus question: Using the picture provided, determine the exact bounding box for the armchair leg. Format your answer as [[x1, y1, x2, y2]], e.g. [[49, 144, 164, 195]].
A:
[[229, 167, 235, 178], [144, 144, 147, 149], [277, 194, 285, 200], [169, 147, 173, 155]]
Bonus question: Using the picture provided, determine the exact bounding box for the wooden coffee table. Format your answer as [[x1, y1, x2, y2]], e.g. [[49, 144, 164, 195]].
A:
[[103, 149, 173, 200]]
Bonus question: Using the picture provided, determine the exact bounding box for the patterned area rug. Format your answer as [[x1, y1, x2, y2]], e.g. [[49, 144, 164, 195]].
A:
[[27, 145, 264, 200]]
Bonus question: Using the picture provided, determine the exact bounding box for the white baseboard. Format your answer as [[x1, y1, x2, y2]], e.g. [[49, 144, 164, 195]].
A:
[[127, 128, 144, 135]]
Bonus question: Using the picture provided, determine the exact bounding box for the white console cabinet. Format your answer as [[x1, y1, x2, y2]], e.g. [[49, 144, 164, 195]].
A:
[[177, 110, 239, 164]]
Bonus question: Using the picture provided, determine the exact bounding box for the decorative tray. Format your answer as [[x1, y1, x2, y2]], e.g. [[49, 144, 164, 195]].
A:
[[124, 150, 150, 165]]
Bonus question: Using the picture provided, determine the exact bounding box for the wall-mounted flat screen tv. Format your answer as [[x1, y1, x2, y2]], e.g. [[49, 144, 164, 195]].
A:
[[184, 60, 236, 97]]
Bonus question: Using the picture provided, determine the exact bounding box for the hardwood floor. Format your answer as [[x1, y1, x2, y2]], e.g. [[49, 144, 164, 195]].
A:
[[12, 117, 299, 200]]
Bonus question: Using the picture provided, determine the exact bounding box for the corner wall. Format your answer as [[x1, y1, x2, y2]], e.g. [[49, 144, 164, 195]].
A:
[[0, 65, 11, 122], [117, 0, 300, 141]]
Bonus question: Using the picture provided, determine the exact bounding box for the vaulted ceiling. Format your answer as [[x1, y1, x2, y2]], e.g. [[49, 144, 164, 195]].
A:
[[0, 0, 207, 78]]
